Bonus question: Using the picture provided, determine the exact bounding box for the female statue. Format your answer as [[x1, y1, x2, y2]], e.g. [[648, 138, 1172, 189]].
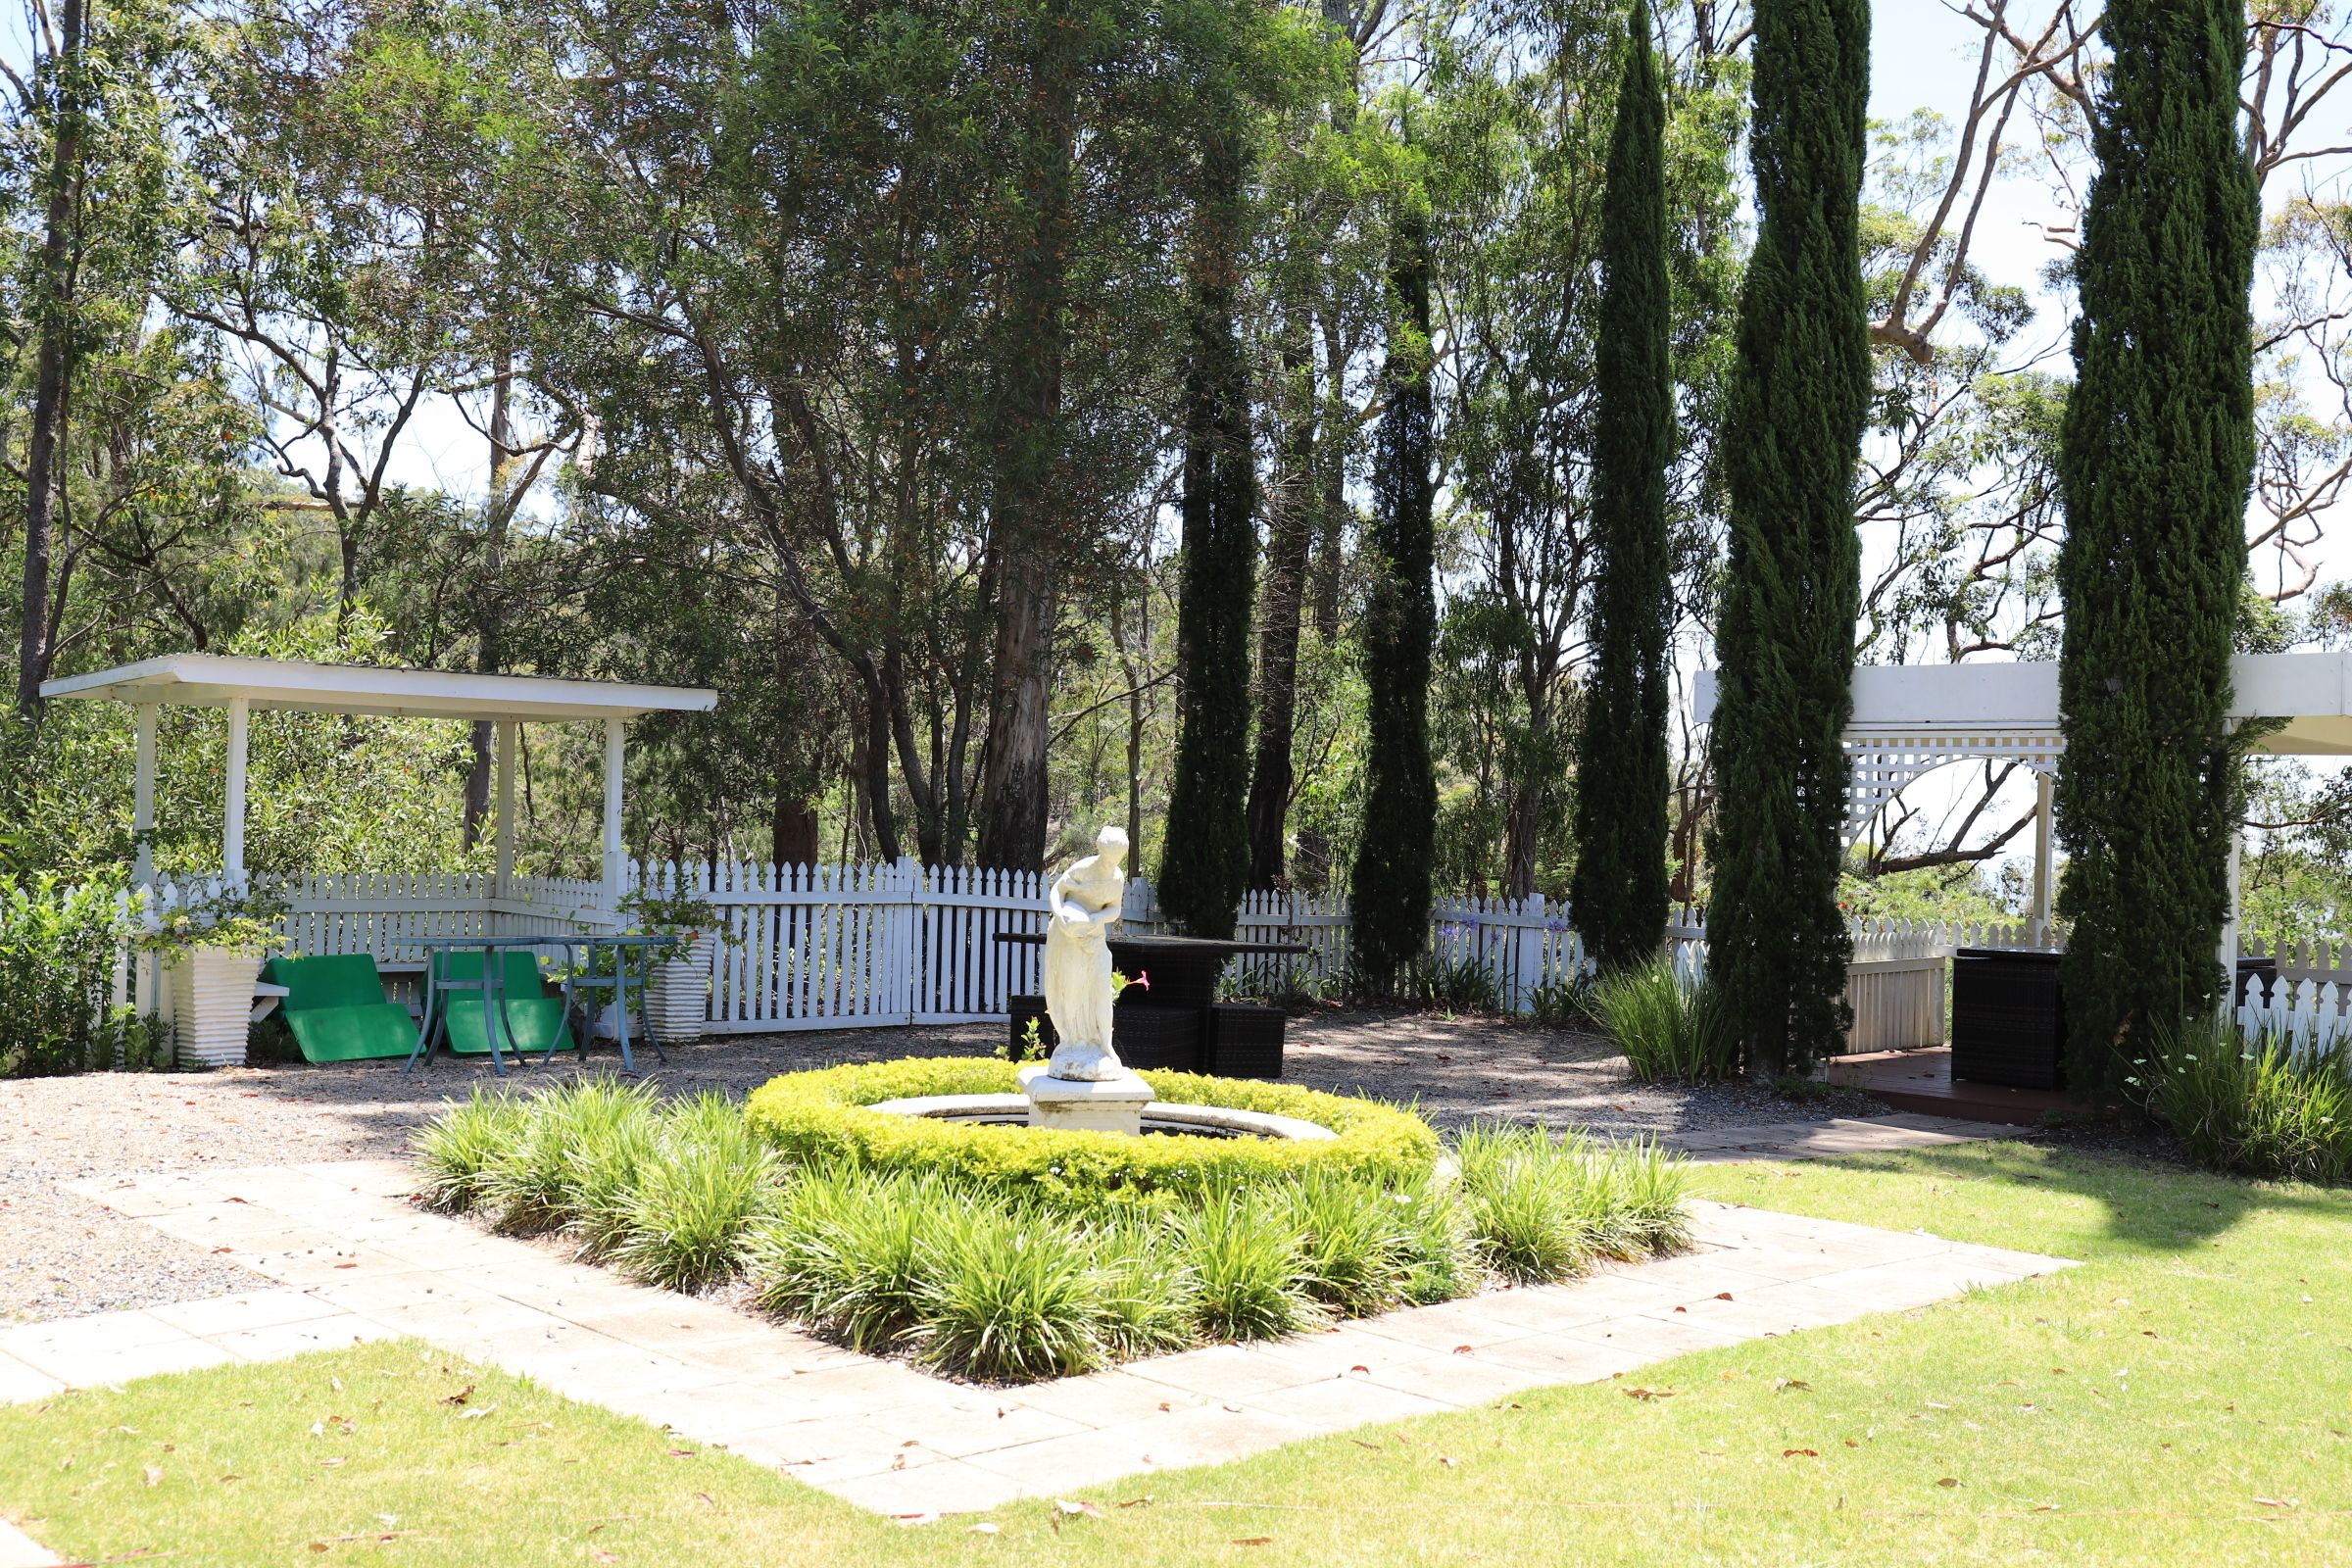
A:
[[1042, 825, 1129, 1080]]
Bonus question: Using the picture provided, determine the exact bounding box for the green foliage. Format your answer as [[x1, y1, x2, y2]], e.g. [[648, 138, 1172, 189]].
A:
[[0, 873, 164, 1077], [912, 1206, 1109, 1381], [1570, 0, 1675, 973], [1454, 1122, 1691, 1282], [1706, 0, 1872, 1077], [2133, 1016, 2351, 1184], [138, 882, 289, 959], [413, 1078, 1690, 1383], [1349, 208, 1439, 984], [1590, 953, 1736, 1083], [1180, 1189, 1319, 1342], [1157, 121, 1258, 940], [608, 1095, 779, 1291], [741, 1058, 1443, 1202], [1401, 947, 1503, 1013], [2054, 0, 2258, 1101], [410, 1088, 528, 1214]]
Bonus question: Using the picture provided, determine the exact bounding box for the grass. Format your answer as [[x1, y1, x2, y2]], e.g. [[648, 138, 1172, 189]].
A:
[[7, 1141, 2352, 1564], [1588, 954, 1736, 1082]]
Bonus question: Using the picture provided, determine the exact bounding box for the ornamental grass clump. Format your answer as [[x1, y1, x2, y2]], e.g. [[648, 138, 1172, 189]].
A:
[[1280, 1172, 1415, 1317], [1590, 954, 1736, 1082], [480, 1077, 659, 1237], [2136, 1015, 2352, 1184], [609, 1093, 779, 1291], [745, 1166, 946, 1352], [412, 1087, 527, 1214], [913, 1206, 1107, 1382], [1182, 1190, 1318, 1342]]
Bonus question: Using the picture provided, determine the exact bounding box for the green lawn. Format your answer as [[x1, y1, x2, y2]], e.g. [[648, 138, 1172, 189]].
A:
[[4, 1141, 2349, 1565]]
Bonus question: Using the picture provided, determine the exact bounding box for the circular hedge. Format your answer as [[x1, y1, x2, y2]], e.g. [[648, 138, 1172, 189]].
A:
[[742, 1057, 1440, 1205]]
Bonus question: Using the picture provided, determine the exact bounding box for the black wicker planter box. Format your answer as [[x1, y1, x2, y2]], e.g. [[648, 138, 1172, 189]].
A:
[[1951, 948, 2065, 1090], [1109, 1005, 1202, 1071], [1007, 994, 1056, 1059], [1206, 1003, 1285, 1080]]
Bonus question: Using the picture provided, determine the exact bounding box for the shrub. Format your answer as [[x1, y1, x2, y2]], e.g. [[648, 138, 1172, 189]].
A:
[[1182, 1191, 1318, 1341], [1590, 955, 1736, 1082], [913, 1206, 1107, 1382], [1527, 975, 1594, 1028], [480, 1077, 659, 1236], [743, 1058, 1441, 1204], [412, 1088, 527, 1213], [1404, 950, 1503, 1012], [0, 874, 159, 1078], [608, 1095, 779, 1290], [1090, 1216, 1195, 1356], [1280, 1172, 1414, 1317], [1453, 1122, 1690, 1282], [746, 1166, 944, 1352], [2136, 1015, 2352, 1184]]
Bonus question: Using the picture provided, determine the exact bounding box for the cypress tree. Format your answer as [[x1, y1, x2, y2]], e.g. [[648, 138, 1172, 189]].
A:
[[1348, 206, 1438, 987], [1157, 124, 1258, 939], [1706, 0, 1871, 1077], [2053, 0, 2254, 1098], [1570, 0, 1674, 975]]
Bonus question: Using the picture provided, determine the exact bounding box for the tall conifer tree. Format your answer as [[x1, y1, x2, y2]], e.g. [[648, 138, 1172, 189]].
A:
[[2054, 0, 2255, 1096], [1706, 0, 1870, 1076], [1349, 205, 1438, 986], [1570, 0, 1673, 973], [1159, 123, 1258, 938]]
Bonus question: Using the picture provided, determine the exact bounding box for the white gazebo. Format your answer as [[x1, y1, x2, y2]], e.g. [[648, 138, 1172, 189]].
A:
[[42, 654, 717, 919], [1693, 650, 2352, 964]]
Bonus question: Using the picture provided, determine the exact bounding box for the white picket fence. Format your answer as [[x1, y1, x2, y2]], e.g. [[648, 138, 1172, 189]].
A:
[[94, 862, 2352, 1055]]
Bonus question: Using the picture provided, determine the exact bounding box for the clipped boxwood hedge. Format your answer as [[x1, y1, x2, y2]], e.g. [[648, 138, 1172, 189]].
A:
[[742, 1057, 1440, 1204]]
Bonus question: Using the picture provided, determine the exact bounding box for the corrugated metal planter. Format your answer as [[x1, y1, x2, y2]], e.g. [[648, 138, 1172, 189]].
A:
[[168, 947, 263, 1068], [645, 933, 712, 1042]]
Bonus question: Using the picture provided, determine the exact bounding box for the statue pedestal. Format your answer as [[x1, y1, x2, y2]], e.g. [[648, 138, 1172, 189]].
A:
[[1018, 1063, 1156, 1136]]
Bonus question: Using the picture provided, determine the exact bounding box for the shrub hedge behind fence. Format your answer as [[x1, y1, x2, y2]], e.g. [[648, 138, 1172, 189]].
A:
[[0, 876, 168, 1078]]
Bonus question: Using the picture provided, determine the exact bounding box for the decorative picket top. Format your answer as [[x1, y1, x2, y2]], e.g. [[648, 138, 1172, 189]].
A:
[[2236, 975, 2352, 1056]]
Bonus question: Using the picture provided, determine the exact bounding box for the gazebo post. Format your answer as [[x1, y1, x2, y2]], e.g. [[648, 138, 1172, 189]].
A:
[[2220, 828, 2242, 994], [602, 716, 626, 918], [2030, 771, 2053, 935], [222, 694, 250, 882], [132, 702, 157, 889], [492, 719, 518, 903]]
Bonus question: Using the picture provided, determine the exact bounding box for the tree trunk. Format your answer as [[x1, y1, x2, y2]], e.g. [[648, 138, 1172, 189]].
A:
[[464, 351, 514, 849], [1246, 329, 1316, 890], [15, 0, 87, 722], [975, 19, 1078, 872]]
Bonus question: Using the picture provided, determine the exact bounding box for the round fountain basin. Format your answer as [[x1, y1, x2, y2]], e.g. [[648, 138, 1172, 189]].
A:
[[866, 1093, 1337, 1141]]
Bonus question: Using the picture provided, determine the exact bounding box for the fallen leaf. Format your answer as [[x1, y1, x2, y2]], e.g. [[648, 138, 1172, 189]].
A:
[[1452, 1345, 1475, 1355], [143, 1465, 165, 1486], [456, 1405, 496, 1421], [1713, 1292, 1735, 1301], [1937, 1477, 1961, 1488], [1232, 1539, 1273, 1547], [1774, 1379, 1811, 1394], [967, 1522, 1001, 1535], [1623, 1387, 1675, 1400], [440, 1386, 475, 1406], [1438, 1455, 1457, 1467], [1348, 1365, 1369, 1374], [667, 1448, 699, 1458], [1783, 1449, 1818, 1458], [1054, 1499, 1102, 1519], [2254, 1497, 2294, 1508], [593, 1554, 617, 1565]]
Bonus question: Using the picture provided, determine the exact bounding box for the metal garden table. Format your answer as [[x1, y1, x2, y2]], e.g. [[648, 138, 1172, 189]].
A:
[[403, 932, 672, 1076]]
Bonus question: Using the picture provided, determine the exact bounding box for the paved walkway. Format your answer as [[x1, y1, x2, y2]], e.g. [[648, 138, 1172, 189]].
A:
[[0, 1158, 2074, 1521], [1662, 1111, 2029, 1162]]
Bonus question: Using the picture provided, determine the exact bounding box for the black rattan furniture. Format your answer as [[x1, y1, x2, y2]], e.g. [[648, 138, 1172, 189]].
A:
[[1950, 947, 2065, 1090], [1206, 1003, 1285, 1080], [997, 933, 1306, 1079]]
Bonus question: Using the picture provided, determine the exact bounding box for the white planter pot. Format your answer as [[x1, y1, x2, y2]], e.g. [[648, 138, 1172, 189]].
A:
[[643, 934, 713, 1042], [168, 946, 264, 1068]]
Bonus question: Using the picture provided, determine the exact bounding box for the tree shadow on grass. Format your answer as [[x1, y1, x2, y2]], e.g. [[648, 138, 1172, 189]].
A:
[[1774, 1136, 2352, 1256]]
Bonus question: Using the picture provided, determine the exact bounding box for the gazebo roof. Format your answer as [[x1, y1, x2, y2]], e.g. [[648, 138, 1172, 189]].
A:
[[40, 654, 716, 723], [1693, 651, 2352, 757]]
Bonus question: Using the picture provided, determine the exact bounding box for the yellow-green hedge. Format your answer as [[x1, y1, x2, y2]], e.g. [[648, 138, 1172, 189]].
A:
[[742, 1057, 1440, 1204]]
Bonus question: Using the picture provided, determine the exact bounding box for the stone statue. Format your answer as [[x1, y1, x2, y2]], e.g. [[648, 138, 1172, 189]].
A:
[[1042, 825, 1129, 1081]]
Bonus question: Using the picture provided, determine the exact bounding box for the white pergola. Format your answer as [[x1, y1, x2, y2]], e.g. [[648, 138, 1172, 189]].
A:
[[1693, 651, 2352, 961], [41, 654, 717, 911]]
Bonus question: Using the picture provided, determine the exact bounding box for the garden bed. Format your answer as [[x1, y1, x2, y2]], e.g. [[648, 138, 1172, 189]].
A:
[[413, 1067, 1693, 1384]]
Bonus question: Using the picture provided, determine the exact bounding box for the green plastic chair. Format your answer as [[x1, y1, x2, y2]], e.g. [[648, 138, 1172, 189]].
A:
[[261, 954, 419, 1063], [430, 949, 576, 1057]]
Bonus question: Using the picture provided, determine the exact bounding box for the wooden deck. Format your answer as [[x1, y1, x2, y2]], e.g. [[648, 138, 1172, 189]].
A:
[[1826, 1046, 2074, 1126]]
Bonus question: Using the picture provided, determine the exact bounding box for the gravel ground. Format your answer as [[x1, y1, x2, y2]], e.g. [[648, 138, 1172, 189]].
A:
[[0, 1011, 1883, 1325]]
